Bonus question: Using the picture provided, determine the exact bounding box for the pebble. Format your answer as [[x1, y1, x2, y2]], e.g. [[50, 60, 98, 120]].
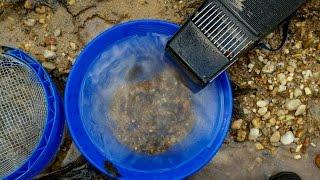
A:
[[257, 100, 269, 108], [281, 131, 295, 145], [70, 42, 77, 50], [258, 107, 268, 116], [294, 154, 302, 160], [252, 118, 261, 129], [249, 128, 260, 141], [262, 62, 275, 74], [315, 154, 320, 169], [43, 50, 57, 59], [236, 130, 247, 142], [255, 142, 264, 150], [311, 143, 316, 147], [286, 66, 295, 73], [24, 0, 33, 9], [68, 0, 76, 5], [285, 99, 302, 111], [295, 105, 306, 116], [277, 73, 287, 85], [42, 62, 56, 70], [44, 36, 57, 46], [270, 131, 281, 143], [24, 19, 36, 27], [35, 6, 46, 14], [302, 70, 312, 79], [278, 85, 287, 92], [231, 119, 243, 130], [54, 29, 61, 37], [39, 18, 46, 24], [294, 88, 303, 98], [304, 87, 312, 95], [295, 144, 303, 152]]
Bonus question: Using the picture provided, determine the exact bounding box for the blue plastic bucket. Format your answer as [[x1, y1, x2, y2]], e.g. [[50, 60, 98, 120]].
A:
[[65, 19, 233, 179], [1, 47, 64, 180]]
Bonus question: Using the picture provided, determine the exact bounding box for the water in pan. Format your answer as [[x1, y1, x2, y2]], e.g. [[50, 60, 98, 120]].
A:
[[80, 33, 223, 170]]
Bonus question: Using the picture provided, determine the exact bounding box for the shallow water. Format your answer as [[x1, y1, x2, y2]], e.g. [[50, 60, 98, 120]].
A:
[[80, 33, 222, 170]]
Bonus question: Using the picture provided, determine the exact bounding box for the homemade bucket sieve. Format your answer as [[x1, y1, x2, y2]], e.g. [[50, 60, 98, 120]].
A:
[[0, 46, 64, 180], [65, 20, 233, 179]]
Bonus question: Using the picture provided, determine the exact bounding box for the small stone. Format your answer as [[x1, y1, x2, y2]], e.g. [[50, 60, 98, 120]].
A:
[[42, 62, 56, 70], [269, 118, 276, 126], [257, 100, 269, 108], [249, 128, 260, 141], [286, 66, 295, 73], [296, 144, 303, 152], [24, 0, 33, 9], [35, 6, 46, 14], [252, 118, 261, 128], [70, 42, 77, 50], [231, 119, 243, 130], [54, 29, 61, 37], [258, 107, 268, 116], [39, 18, 45, 24], [302, 70, 312, 79], [294, 154, 302, 160], [68, 0, 76, 5], [24, 19, 36, 27], [255, 142, 264, 150], [285, 99, 302, 111], [315, 154, 320, 169], [50, 45, 57, 52], [44, 36, 57, 46], [295, 105, 306, 116], [277, 73, 287, 85], [270, 131, 281, 143], [311, 143, 316, 147], [278, 85, 287, 92], [281, 131, 295, 145], [262, 111, 271, 120], [262, 62, 276, 74], [43, 50, 57, 59], [294, 88, 303, 98], [236, 130, 247, 142], [304, 87, 312, 95]]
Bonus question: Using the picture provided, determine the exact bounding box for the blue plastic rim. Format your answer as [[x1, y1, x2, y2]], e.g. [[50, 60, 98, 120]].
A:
[[65, 19, 233, 179], [1, 46, 64, 180]]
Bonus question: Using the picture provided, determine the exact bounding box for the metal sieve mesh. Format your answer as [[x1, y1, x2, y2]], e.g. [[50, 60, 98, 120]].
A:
[[0, 54, 47, 178]]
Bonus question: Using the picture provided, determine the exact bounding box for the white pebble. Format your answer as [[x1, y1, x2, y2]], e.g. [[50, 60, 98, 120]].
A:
[[42, 62, 56, 70], [43, 50, 57, 59], [294, 154, 302, 160], [270, 131, 281, 143], [249, 128, 260, 141], [257, 100, 269, 108], [281, 131, 295, 145], [311, 143, 316, 147], [302, 70, 312, 79], [295, 105, 306, 116], [294, 88, 303, 98], [262, 62, 276, 74], [258, 107, 268, 116], [24, 19, 36, 27], [54, 29, 61, 37], [304, 87, 312, 95], [285, 99, 302, 111], [278, 85, 287, 92]]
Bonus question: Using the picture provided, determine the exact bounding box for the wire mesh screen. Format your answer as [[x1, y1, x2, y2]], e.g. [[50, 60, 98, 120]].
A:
[[0, 54, 47, 178]]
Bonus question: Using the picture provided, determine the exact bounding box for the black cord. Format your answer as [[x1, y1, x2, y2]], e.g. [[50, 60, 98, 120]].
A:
[[257, 15, 293, 52]]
